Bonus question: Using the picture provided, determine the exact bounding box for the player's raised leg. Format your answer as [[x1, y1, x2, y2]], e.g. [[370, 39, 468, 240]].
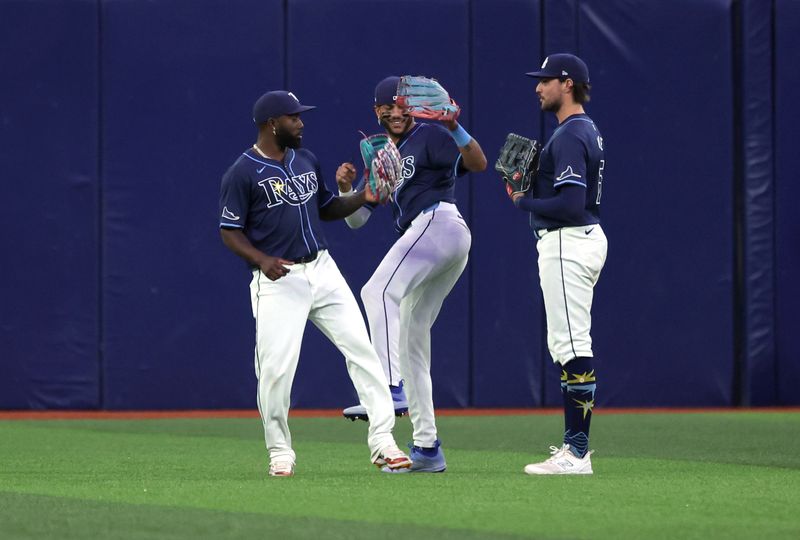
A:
[[250, 268, 311, 476], [359, 209, 456, 374], [345, 217, 449, 422]]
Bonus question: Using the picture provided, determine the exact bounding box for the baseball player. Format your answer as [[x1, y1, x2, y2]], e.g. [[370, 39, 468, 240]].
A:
[[506, 54, 607, 475], [337, 76, 487, 472], [218, 90, 411, 477]]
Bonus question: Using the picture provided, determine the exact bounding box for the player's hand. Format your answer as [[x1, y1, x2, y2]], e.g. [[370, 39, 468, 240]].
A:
[[336, 162, 357, 193], [258, 255, 294, 281], [505, 181, 526, 204]]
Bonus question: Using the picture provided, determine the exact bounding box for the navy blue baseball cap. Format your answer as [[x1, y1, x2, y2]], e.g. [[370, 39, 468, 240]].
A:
[[526, 53, 590, 84], [253, 90, 316, 124], [374, 76, 400, 106]]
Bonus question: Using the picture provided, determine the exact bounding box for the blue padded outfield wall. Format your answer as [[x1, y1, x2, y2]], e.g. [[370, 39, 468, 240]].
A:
[[775, 0, 800, 406], [1, 0, 796, 410], [0, 1, 100, 409]]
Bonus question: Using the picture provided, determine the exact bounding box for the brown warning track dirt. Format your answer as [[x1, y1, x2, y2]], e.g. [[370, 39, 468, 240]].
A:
[[0, 407, 798, 420]]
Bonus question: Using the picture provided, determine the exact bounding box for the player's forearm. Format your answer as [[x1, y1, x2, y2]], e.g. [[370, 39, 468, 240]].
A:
[[515, 184, 585, 220], [458, 140, 488, 172], [220, 228, 267, 267], [344, 208, 370, 228], [337, 187, 371, 228], [319, 191, 369, 221], [448, 122, 487, 172]]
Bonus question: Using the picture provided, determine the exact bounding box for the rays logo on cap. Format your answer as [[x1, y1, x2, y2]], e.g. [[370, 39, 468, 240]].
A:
[[541, 57, 549, 68], [287, 92, 299, 102]]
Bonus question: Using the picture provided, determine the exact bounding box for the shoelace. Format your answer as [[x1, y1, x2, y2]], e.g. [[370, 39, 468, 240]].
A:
[[545, 445, 569, 462]]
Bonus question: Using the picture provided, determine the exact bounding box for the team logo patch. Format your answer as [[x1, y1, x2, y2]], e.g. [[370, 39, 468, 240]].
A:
[[556, 165, 582, 182], [221, 206, 240, 220]]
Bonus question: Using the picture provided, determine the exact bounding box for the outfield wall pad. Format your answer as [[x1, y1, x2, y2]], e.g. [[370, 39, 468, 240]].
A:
[[0, 1, 100, 409], [0, 0, 788, 409]]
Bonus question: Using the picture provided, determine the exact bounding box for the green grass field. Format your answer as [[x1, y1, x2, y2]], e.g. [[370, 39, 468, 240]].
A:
[[1, 411, 799, 539]]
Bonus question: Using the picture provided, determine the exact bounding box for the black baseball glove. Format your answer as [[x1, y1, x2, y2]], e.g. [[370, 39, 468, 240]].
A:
[[494, 133, 540, 198]]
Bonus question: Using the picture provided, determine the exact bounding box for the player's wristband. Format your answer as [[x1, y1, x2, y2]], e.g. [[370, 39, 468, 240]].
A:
[[338, 188, 356, 197], [448, 124, 472, 147]]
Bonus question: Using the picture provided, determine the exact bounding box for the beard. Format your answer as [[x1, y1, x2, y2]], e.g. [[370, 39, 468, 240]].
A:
[[541, 96, 562, 113], [275, 125, 302, 149]]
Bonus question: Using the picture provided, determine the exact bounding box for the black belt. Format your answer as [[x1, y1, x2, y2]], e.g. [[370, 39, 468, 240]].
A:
[[534, 227, 560, 240], [293, 252, 318, 264]]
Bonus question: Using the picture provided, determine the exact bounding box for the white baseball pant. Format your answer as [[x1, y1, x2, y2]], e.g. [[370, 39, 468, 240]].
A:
[[249, 249, 397, 464], [361, 202, 471, 448], [536, 224, 607, 365]]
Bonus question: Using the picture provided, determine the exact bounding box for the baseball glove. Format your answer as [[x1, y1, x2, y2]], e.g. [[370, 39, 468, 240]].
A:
[[396, 75, 460, 122], [494, 133, 540, 197], [360, 133, 402, 203]]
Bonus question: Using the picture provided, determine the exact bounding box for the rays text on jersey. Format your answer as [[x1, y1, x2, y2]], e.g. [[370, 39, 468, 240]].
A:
[[258, 171, 319, 208]]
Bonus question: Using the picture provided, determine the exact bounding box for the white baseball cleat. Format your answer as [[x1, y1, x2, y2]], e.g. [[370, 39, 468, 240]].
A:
[[373, 444, 412, 472], [268, 460, 295, 477], [523, 444, 593, 475]]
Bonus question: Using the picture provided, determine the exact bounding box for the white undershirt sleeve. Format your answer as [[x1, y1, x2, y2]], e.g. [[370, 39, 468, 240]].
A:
[[338, 189, 372, 229]]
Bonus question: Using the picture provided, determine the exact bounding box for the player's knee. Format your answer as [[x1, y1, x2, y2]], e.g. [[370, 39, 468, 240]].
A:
[[360, 280, 379, 306]]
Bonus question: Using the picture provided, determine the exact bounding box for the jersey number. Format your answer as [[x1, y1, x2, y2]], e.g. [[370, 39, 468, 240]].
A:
[[596, 160, 604, 205]]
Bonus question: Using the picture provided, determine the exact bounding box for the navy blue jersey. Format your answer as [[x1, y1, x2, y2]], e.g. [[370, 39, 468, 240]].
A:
[[365, 123, 467, 233], [219, 147, 334, 261], [529, 113, 604, 230]]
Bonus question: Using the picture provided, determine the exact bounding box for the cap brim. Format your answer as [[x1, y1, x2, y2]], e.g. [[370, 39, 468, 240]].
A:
[[288, 104, 316, 114], [525, 70, 553, 78]]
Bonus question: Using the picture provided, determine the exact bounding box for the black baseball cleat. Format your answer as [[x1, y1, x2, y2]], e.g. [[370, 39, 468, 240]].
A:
[[343, 383, 408, 421], [344, 408, 369, 422]]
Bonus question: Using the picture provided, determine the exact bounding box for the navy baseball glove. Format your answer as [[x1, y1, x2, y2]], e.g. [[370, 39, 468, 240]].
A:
[[495, 133, 540, 198], [396, 76, 461, 122], [360, 133, 402, 203]]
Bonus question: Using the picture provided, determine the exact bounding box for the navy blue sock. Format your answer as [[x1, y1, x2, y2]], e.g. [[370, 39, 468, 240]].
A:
[[414, 439, 441, 456], [562, 357, 596, 458]]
